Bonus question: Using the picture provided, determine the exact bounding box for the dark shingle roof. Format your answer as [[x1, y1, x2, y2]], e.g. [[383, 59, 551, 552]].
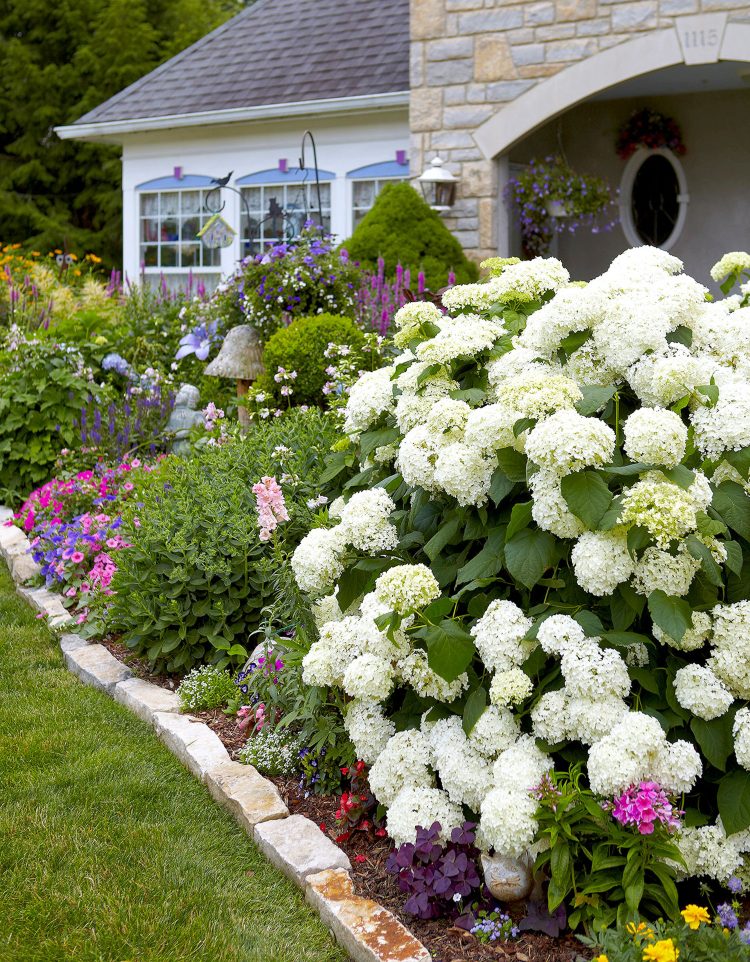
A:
[[75, 0, 410, 126]]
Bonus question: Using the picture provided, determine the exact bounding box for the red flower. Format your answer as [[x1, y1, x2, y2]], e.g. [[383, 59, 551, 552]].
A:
[[354, 855, 367, 864], [335, 831, 351, 844], [319, 823, 326, 833], [340, 767, 349, 775], [375, 828, 387, 837]]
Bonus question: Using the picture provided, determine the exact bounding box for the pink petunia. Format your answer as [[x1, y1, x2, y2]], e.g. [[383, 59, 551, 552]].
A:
[[70, 551, 85, 564]]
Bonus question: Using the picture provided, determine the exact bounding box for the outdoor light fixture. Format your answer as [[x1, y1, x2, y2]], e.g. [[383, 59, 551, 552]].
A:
[[418, 156, 458, 212]]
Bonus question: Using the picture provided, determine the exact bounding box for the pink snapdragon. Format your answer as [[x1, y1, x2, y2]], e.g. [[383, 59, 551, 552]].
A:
[[203, 401, 225, 431], [252, 475, 289, 541], [611, 781, 682, 835]]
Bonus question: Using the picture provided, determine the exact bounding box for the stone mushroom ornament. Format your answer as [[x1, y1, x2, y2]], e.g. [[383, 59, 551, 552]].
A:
[[204, 324, 264, 430]]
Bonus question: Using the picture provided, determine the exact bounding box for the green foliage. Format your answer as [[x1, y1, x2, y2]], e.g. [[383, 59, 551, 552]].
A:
[[106, 409, 337, 672], [0, 0, 242, 264], [580, 912, 750, 962], [0, 333, 101, 504], [259, 314, 365, 406], [177, 664, 238, 711], [344, 183, 479, 290]]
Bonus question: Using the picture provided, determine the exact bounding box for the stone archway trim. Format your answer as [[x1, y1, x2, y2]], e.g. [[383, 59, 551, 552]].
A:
[[474, 20, 750, 160]]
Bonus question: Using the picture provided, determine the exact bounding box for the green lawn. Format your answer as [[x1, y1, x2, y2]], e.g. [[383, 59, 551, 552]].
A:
[[0, 566, 347, 962]]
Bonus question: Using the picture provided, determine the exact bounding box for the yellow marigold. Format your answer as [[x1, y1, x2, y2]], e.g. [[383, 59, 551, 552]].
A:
[[627, 921, 655, 940], [643, 938, 680, 962], [681, 905, 710, 930], [593, 955, 609, 962]]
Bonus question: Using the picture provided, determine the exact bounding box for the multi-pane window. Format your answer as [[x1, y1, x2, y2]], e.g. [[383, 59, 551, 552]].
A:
[[240, 182, 331, 253], [351, 177, 408, 229], [140, 190, 221, 270]]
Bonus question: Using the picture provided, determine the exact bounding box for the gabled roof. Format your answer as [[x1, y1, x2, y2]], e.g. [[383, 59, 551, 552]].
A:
[[72, 0, 409, 129]]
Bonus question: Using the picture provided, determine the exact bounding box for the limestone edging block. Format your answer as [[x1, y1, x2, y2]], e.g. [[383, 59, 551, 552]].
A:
[[11, 552, 42, 583], [152, 711, 230, 780], [255, 813, 351, 884], [60, 633, 88, 653], [205, 761, 289, 832], [0, 523, 26, 559], [64, 643, 133, 694], [113, 677, 181, 724], [306, 869, 432, 962]]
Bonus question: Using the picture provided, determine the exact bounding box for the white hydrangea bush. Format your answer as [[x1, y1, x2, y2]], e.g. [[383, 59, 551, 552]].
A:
[[292, 248, 750, 883]]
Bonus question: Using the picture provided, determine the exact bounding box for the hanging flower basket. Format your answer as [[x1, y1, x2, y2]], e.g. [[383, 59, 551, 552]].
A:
[[616, 107, 686, 160], [503, 155, 618, 258]]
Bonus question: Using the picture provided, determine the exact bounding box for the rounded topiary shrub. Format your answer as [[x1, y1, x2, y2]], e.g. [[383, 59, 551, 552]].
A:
[[343, 182, 478, 290], [260, 313, 365, 407]]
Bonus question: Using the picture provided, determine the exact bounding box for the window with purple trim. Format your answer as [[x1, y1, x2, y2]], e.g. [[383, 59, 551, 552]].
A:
[[240, 182, 331, 253], [139, 190, 221, 270]]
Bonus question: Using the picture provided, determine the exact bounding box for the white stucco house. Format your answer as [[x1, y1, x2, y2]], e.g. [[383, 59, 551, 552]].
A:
[[57, 0, 750, 288]]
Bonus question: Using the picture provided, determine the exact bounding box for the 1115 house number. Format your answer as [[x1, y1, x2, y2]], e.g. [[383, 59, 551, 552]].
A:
[[676, 14, 727, 64]]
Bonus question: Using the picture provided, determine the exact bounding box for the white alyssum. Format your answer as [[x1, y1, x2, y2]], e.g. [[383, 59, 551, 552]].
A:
[[674, 664, 733, 720], [623, 407, 688, 467], [525, 410, 615, 476]]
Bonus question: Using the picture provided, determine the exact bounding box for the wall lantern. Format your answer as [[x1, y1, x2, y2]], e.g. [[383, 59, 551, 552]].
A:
[[418, 156, 458, 211]]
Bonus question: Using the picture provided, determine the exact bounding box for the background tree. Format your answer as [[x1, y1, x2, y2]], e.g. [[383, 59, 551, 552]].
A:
[[0, 0, 245, 267]]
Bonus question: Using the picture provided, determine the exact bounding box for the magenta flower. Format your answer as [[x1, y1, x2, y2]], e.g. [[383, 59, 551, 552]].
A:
[[611, 781, 682, 835]]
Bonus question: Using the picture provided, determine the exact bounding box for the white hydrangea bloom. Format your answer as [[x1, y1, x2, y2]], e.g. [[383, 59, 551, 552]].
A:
[[517, 285, 607, 357], [486, 347, 552, 389], [563, 340, 620, 389], [463, 403, 519, 453], [423, 397, 471, 443], [394, 372, 458, 434], [607, 246, 683, 277], [292, 526, 347, 596], [587, 711, 701, 796], [623, 407, 688, 467], [471, 600, 534, 673], [434, 442, 496, 506], [529, 467, 586, 538], [708, 601, 750, 698], [492, 734, 551, 793], [492, 369, 582, 421], [396, 424, 441, 492], [560, 642, 631, 699], [343, 653, 395, 701], [339, 489, 398, 553], [344, 365, 395, 436], [313, 593, 343, 627], [386, 786, 464, 846], [571, 529, 634, 596], [653, 610, 712, 651], [620, 477, 697, 547], [627, 344, 713, 408], [479, 786, 539, 859], [416, 315, 505, 364], [487, 256, 570, 302], [631, 546, 700, 597], [537, 615, 586, 656], [677, 822, 747, 883], [526, 410, 615, 476], [343, 698, 395, 764], [674, 664, 733, 721], [691, 381, 750, 460], [711, 251, 750, 282], [400, 649, 468, 701], [468, 706, 521, 758], [429, 716, 494, 810], [392, 301, 443, 346], [374, 564, 440, 614], [733, 708, 750, 770], [489, 668, 533, 707], [591, 301, 672, 373], [368, 729, 434, 807], [566, 695, 629, 746], [441, 282, 501, 313]]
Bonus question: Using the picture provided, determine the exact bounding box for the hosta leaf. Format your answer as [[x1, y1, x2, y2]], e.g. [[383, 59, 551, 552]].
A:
[[560, 471, 612, 528], [504, 528, 558, 590], [647, 590, 693, 642]]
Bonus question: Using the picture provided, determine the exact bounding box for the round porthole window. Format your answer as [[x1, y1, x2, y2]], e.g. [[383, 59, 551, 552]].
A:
[[619, 147, 688, 250]]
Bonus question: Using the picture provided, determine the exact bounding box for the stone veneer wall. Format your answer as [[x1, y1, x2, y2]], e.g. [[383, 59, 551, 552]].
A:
[[409, 0, 750, 262]]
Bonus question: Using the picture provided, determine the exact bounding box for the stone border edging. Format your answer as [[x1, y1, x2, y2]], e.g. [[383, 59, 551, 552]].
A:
[[0, 509, 431, 962]]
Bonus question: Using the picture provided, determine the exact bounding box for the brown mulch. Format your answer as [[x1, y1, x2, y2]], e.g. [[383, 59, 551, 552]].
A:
[[96, 635, 590, 962]]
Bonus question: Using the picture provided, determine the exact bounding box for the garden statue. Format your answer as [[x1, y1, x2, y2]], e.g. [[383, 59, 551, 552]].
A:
[[480, 853, 534, 903], [165, 383, 202, 455], [205, 324, 264, 431]]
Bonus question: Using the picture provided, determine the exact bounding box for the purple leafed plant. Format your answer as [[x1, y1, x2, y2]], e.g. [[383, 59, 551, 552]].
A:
[[385, 821, 482, 920]]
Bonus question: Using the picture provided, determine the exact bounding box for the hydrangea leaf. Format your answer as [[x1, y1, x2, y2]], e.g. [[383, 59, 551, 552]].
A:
[[423, 515, 462, 562], [685, 534, 723, 587], [691, 713, 735, 772], [506, 501, 533, 541], [647, 590, 693, 642], [713, 481, 750, 542], [574, 610, 605, 637], [456, 527, 504, 585], [504, 527, 558, 590], [724, 540, 744, 576], [425, 620, 475, 683], [560, 471, 613, 529], [489, 467, 515, 506], [725, 446, 750, 479], [575, 385, 616, 417], [462, 686, 487, 736], [496, 448, 527, 483], [717, 770, 750, 835]]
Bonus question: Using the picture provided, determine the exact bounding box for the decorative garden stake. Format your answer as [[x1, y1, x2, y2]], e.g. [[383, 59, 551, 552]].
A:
[[164, 384, 203, 455], [204, 325, 264, 431], [197, 213, 236, 249]]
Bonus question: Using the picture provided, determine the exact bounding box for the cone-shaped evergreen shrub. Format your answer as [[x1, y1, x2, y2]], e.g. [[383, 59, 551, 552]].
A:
[[343, 183, 478, 290]]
